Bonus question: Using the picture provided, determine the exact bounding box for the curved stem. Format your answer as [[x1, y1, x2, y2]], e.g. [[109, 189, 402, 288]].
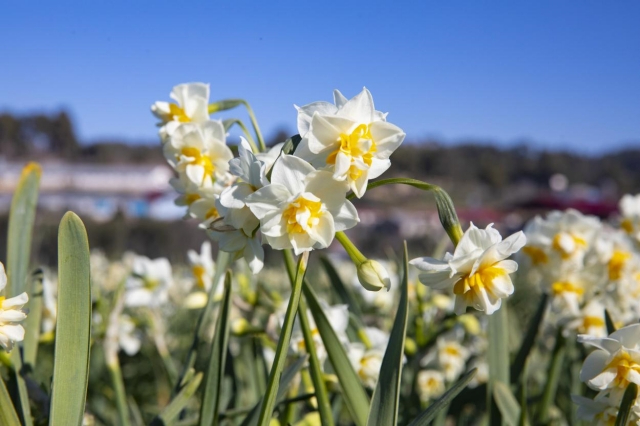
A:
[[335, 231, 366, 265], [224, 119, 259, 153], [241, 100, 267, 153]]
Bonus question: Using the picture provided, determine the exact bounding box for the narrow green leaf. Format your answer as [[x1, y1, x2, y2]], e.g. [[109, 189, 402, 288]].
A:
[[407, 368, 477, 426], [239, 356, 307, 426], [615, 383, 638, 426], [257, 252, 309, 426], [605, 309, 617, 335], [282, 250, 334, 426], [511, 294, 548, 384], [493, 382, 520, 426], [9, 351, 33, 426], [151, 371, 203, 426], [319, 255, 363, 318], [6, 162, 41, 297], [23, 268, 44, 368], [366, 242, 410, 426], [50, 212, 92, 426], [0, 375, 21, 426], [200, 271, 233, 425], [488, 305, 510, 425], [537, 330, 566, 424], [303, 282, 370, 426]]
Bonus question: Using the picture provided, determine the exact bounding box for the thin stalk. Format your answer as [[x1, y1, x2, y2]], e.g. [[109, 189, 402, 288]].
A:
[[108, 360, 131, 426], [241, 100, 266, 152], [147, 309, 179, 386], [335, 231, 367, 265], [488, 306, 510, 426], [256, 251, 309, 426], [224, 118, 259, 153], [538, 330, 566, 424]]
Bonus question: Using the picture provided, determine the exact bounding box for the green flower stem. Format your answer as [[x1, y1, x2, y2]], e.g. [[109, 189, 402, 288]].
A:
[[146, 310, 179, 386], [538, 330, 566, 424], [257, 251, 309, 426], [240, 99, 266, 152], [223, 118, 259, 153], [108, 359, 131, 426], [347, 178, 463, 246], [209, 99, 266, 152], [335, 231, 367, 265], [488, 305, 510, 426]]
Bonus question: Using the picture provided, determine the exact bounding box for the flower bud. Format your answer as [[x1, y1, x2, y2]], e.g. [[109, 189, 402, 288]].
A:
[[357, 260, 391, 292]]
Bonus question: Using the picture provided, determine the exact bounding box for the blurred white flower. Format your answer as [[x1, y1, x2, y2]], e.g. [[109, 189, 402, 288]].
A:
[[411, 223, 526, 315], [620, 194, 640, 244], [295, 88, 405, 198], [436, 333, 470, 382], [564, 299, 607, 338], [0, 262, 29, 352], [579, 323, 640, 391], [151, 82, 210, 140], [187, 242, 215, 291], [246, 155, 359, 255], [572, 390, 639, 426], [416, 370, 446, 403], [41, 272, 58, 335], [125, 256, 173, 308], [163, 121, 234, 188], [347, 327, 388, 388]]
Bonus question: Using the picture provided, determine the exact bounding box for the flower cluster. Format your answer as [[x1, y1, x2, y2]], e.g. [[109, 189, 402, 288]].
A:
[[0, 262, 29, 351], [153, 84, 405, 274]]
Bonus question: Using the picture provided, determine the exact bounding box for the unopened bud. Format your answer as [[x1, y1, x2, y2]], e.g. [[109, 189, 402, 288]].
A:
[[357, 260, 391, 292]]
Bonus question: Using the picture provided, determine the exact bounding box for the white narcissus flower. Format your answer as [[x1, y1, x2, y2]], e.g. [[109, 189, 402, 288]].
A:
[[564, 299, 607, 338], [435, 333, 470, 382], [347, 327, 389, 388], [410, 223, 526, 315], [579, 323, 640, 391], [187, 241, 215, 291], [572, 390, 640, 425], [0, 262, 29, 351], [416, 370, 446, 403], [295, 88, 405, 198], [246, 155, 359, 255], [620, 194, 640, 244], [151, 83, 211, 140], [163, 122, 234, 188], [125, 256, 173, 308]]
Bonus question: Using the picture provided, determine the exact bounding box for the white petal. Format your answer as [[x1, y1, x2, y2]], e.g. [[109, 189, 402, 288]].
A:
[[271, 155, 315, 195], [332, 201, 360, 231], [246, 184, 291, 220]]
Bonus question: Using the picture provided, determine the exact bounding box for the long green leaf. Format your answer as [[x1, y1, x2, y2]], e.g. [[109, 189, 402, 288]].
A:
[[240, 356, 307, 426], [256, 252, 309, 426], [8, 352, 32, 426], [23, 268, 44, 368], [6, 162, 41, 297], [0, 375, 21, 426], [537, 330, 565, 424], [303, 282, 370, 426], [615, 383, 638, 426], [488, 305, 510, 425], [510, 294, 548, 383], [200, 271, 233, 425], [493, 382, 520, 426], [366, 242, 410, 426], [150, 371, 203, 426], [407, 368, 477, 426], [319, 256, 363, 318], [50, 212, 92, 426], [605, 309, 617, 335]]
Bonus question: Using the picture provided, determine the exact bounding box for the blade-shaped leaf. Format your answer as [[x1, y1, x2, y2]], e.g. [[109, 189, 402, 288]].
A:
[[50, 212, 92, 426], [407, 368, 477, 426], [511, 294, 548, 383], [240, 356, 307, 426], [23, 269, 44, 368], [151, 371, 203, 426], [615, 383, 638, 426], [493, 382, 520, 426], [366, 242, 409, 426], [605, 309, 616, 335], [6, 162, 41, 297], [303, 282, 370, 426], [200, 271, 233, 425], [0, 376, 20, 426], [319, 256, 363, 318]]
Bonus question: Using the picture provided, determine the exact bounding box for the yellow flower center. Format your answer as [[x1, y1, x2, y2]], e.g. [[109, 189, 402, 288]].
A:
[[453, 266, 508, 302], [552, 233, 587, 258], [143, 278, 160, 290], [168, 103, 191, 123], [185, 193, 201, 205], [608, 250, 631, 281], [326, 124, 377, 180], [551, 281, 584, 296], [604, 350, 640, 388], [621, 218, 634, 234], [205, 207, 219, 220], [282, 195, 323, 234], [180, 147, 215, 180], [443, 345, 461, 357], [522, 246, 548, 265], [192, 265, 206, 289], [0, 296, 5, 305], [582, 315, 605, 332]]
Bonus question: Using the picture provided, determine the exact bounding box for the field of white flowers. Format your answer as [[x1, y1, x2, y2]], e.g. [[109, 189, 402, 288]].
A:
[[2, 83, 640, 425]]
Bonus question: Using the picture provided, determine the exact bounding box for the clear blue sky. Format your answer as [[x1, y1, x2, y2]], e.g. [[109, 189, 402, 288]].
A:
[[1, 1, 638, 153]]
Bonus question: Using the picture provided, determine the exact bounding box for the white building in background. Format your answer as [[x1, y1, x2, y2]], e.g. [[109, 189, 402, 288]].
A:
[[0, 160, 184, 221]]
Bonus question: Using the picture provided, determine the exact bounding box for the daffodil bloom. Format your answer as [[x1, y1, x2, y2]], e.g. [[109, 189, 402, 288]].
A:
[[619, 194, 640, 243], [0, 262, 29, 351], [151, 82, 211, 140], [435, 333, 470, 381], [572, 391, 639, 426], [579, 323, 640, 391], [294, 88, 405, 198], [163, 122, 234, 188], [124, 255, 173, 308], [245, 155, 359, 255], [187, 242, 215, 291], [347, 327, 388, 388], [410, 223, 526, 315], [170, 174, 228, 219], [416, 370, 446, 403]]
